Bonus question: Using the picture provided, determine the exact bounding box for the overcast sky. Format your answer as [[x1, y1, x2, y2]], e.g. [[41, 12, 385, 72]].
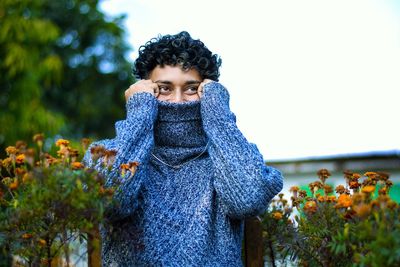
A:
[[100, 0, 400, 160]]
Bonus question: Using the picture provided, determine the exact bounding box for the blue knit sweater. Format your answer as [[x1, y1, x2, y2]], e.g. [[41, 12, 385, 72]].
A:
[[83, 82, 283, 266]]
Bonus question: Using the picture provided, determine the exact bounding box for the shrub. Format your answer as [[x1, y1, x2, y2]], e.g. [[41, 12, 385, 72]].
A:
[[261, 169, 399, 267]]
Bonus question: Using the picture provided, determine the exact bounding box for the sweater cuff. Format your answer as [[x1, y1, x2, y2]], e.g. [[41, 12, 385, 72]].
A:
[[126, 92, 158, 122], [201, 82, 235, 125]]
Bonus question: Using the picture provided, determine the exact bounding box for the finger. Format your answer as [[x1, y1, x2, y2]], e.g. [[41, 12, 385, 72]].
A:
[[153, 84, 160, 97]]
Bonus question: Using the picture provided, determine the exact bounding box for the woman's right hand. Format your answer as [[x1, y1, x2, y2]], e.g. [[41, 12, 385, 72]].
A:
[[124, 80, 160, 101]]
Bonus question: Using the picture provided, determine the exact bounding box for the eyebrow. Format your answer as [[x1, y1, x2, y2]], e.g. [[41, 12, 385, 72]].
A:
[[154, 80, 201, 85]]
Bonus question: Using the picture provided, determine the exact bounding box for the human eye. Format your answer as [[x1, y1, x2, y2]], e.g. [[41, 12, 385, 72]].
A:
[[159, 85, 171, 95], [185, 86, 198, 95]]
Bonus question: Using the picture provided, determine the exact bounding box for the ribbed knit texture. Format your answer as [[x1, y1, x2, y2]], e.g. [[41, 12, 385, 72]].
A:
[[83, 82, 283, 266]]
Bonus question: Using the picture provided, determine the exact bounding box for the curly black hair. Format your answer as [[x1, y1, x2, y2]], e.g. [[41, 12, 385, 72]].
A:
[[134, 31, 222, 81]]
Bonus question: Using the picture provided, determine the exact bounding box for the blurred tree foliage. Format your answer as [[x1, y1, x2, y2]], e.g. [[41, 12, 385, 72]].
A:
[[0, 0, 134, 151]]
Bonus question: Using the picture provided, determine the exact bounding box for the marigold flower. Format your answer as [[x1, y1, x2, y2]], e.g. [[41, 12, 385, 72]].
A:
[[352, 173, 361, 180], [335, 185, 346, 194], [378, 187, 388, 195], [335, 194, 352, 208], [364, 172, 378, 178], [15, 140, 27, 150], [272, 211, 283, 220], [343, 170, 353, 179], [317, 195, 325, 202], [353, 203, 371, 219], [38, 239, 47, 247], [90, 145, 106, 162], [33, 133, 44, 141], [290, 186, 300, 192], [81, 138, 91, 150], [349, 181, 361, 190], [361, 185, 375, 194], [128, 161, 140, 177], [309, 181, 323, 194], [55, 139, 70, 148], [377, 171, 390, 181], [317, 169, 331, 183], [71, 162, 84, 170], [385, 180, 393, 188], [15, 167, 26, 177], [298, 190, 307, 198], [324, 185, 333, 194], [303, 201, 317, 213], [103, 149, 117, 167], [21, 233, 33, 239], [9, 178, 19, 190], [5, 146, 17, 155], [15, 154, 25, 164], [326, 195, 337, 203]]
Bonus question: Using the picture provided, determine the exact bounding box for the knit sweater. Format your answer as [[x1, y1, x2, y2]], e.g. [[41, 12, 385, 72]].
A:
[[83, 82, 283, 266]]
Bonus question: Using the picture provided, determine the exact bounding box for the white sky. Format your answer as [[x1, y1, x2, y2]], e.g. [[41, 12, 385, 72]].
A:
[[100, 0, 400, 160]]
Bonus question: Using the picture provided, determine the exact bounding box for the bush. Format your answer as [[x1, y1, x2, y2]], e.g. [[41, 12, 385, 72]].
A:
[[0, 135, 115, 266], [261, 169, 399, 267]]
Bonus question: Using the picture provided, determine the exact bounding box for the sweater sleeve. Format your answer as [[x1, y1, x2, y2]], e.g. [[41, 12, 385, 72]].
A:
[[200, 82, 283, 219], [83, 92, 157, 223]]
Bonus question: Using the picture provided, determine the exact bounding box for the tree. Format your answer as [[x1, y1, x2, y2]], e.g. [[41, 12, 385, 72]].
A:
[[0, 0, 134, 152]]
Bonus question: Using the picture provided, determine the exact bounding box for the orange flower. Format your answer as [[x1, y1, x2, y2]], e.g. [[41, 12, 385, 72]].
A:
[[9, 178, 19, 190], [317, 195, 325, 202], [349, 181, 360, 190], [5, 146, 17, 155], [303, 201, 317, 213], [326, 195, 337, 203], [71, 162, 84, 170], [298, 190, 307, 198], [378, 187, 388, 195], [290, 186, 300, 192], [317, 169, 331, 183], [335, 185, 346, 194], [15, 167, 26, 177], [353, 203, 371, 219], [335, 194, 352, 208], [81, 138, 91, 150], [16, 154, 25, 164], [272, 211, 283, 220], [120, 164, 129, 177], [55, 139, 70, 148], [361, 185, 375, 194], [38, 239, 47, 247], [324, 185, 333, 194], [364, 172, 378, 177], [21, 233, 33, 239], [352, 173, 361, 180], [90, 145, 106, 161], [33, 133, 44, 142]]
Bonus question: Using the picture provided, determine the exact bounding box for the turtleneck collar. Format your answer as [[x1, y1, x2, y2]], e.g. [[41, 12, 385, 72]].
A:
[[152, 100, 209, 166]]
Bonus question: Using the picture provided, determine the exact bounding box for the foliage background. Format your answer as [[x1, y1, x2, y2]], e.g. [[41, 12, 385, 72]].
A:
[[0, 0, 134, 156]]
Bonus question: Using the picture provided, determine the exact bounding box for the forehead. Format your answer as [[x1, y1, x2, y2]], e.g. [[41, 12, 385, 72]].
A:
[[149, 65, 201, 83]]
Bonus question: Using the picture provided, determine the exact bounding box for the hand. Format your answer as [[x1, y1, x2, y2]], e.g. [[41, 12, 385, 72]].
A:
[[197, 79, 214, 98], [124, 80, 159, 101]]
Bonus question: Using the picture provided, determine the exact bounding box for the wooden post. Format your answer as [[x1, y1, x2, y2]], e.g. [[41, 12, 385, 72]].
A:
[[244, 217, 264, 267], [87, 226, 101, 267]]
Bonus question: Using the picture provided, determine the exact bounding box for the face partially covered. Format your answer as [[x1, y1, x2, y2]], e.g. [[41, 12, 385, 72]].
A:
[[149, 65, 202, 103]]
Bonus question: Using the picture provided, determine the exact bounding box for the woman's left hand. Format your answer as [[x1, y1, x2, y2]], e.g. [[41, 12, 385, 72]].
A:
[[197, 79, 214, 98]]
